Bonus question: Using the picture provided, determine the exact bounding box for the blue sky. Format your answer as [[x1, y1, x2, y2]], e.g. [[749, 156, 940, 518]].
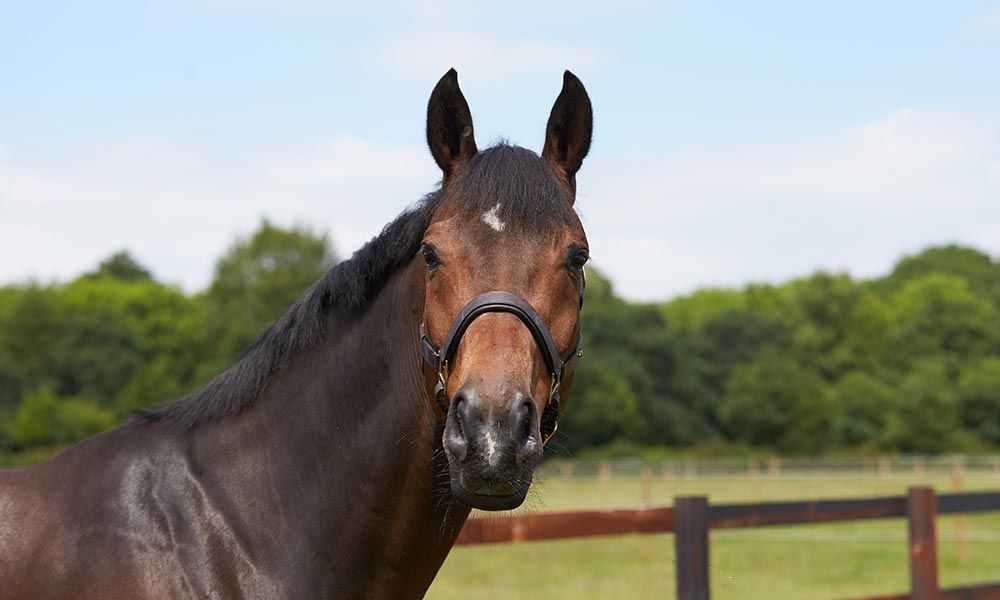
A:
[[2, 1, 999, 300]]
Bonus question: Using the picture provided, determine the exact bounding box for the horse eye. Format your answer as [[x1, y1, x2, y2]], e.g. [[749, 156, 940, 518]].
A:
[[421, 244, 442, 269], [568, 248, 590, 271]]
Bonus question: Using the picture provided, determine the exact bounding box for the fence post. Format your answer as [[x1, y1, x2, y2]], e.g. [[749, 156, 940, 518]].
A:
[[907, 486, 939, 600], [640, 467, 652, 507], [675, 496, 710, 600], [951, 457, 965, 563]]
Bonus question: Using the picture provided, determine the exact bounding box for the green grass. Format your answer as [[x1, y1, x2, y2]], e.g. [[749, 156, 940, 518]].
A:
[[429, 471, 1000, 600]]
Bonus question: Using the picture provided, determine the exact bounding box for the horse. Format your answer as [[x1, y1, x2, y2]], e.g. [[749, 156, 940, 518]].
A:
[[0, 68, 593, 599]]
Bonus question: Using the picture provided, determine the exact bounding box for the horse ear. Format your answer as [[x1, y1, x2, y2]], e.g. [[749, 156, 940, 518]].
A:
[[426, 68, 478, 182], [542, 70, 593, 192]]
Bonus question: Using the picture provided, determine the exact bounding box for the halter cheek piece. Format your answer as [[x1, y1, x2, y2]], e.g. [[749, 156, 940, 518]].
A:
[[419, 290, 584, 446]]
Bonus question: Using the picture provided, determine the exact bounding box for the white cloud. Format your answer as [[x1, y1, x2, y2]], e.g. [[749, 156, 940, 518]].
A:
[[0, 135, 437, 291], [376, 30, 603, 86], [593, 109, 993, 217], [580, 109, 1000, 299], [970, 221, 1000, 255], [964, 6, 1000, 32], [258, 136, 427, 185]]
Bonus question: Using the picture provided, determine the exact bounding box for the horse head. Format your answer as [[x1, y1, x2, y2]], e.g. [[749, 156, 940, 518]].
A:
[[419, 69, 593, 510]]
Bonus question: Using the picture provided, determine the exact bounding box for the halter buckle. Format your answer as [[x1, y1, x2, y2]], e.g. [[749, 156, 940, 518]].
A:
[[539, 372, 562, 445], [433, 360, 450, 412], [541, 418, 559, 445], [438, 360, 449, 389]]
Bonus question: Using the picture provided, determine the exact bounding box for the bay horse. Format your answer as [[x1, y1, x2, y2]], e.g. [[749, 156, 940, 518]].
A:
[[0, 69, 593, 599]]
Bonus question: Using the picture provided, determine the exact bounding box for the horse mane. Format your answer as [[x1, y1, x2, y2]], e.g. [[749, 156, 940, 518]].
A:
[[139, 144, 573, 431]]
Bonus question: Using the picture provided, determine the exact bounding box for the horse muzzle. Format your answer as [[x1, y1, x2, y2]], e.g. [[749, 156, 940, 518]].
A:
[[442, 386, 541, 511], [420, 290, 583, 511]]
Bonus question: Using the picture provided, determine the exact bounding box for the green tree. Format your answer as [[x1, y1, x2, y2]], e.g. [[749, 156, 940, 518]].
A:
[[60, 275, 207, 402], [12, 387, 62, 447], [885, 274, 997, 369], [12, 387, 116, 449], [719, 348, 833, 453], [688, 308, 791, 434], [85, 251, 153, 282], [56, 398, 118, 443], [560, 361, 640, 452], [661, 288, 746, 334], [0, 285, 62, 385], [0, 362, 22, 450], [879, 245, 1000, 308], [957, 357, 1000, 445], [48, 310, 143, 404], [578, 269, 708, 445], [0, 362, 23, 414], [116, 357, 188, 413], [743, 283, 794, 320], [61, 277, 205, 364], [885, 358, 959, 453], [789, 273, 889, 381], [829, 371, 897, 448], [203, 220, 337, 366]]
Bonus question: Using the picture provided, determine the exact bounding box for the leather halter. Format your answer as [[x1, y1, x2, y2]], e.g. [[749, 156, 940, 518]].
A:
[[419, 290, 584, 445]]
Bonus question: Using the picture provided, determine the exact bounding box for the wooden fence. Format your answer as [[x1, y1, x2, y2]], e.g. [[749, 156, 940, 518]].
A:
[[455, 486, 1000, 599]]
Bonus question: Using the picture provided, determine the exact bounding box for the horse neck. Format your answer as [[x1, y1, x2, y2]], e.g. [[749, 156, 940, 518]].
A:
[[187, 259, 469, 593]]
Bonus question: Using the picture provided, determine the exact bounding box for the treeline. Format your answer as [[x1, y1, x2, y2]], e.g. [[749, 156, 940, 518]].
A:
[[1, 224, 999, 457], [567, 245, 1000, 455], [0, 221, 336, 451]]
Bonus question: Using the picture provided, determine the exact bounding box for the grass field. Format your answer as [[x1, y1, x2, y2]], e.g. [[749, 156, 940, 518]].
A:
[[428, 466, 1000, 599]]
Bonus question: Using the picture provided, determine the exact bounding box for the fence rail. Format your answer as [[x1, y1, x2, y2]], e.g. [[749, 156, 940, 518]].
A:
[[457, 506, 675, 545], [454, 486, 1000, 599]]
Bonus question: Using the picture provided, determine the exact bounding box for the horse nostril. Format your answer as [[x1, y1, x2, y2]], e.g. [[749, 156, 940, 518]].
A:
[[445, 391, 469, 460], [451, 391, 467, 436], [446, 389, 483, 462], [514, 398, 538, 460], [455, 392, 480, 437]]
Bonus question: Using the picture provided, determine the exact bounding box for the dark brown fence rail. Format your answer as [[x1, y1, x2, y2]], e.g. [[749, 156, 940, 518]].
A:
[[454, 486, 1000, 599]]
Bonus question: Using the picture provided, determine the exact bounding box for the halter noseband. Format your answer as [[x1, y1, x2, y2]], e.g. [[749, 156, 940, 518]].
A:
[[419, 291, 583, 445]]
